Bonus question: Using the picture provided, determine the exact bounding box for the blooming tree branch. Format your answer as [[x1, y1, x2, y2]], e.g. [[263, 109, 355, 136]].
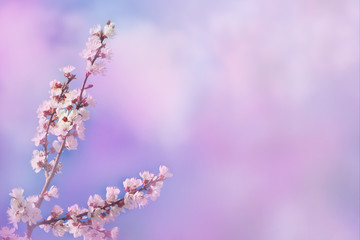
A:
[[0, 21, 173, 240]]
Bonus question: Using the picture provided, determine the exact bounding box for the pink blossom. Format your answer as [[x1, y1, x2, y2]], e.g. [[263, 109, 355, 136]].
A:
[[59, 65, 75, 74], [43, 185, 59, 201], [110, 227, 119, 240], [75, 122, 86, 140], [1, 21, 173, 239], [123, 178, 142, 193], [89, 208, 106, 228], [52, 221, 66, 237], [124, 193, 137, 210], [0, 227, 30, 240], [134, 191, 148, 208], [101, 47, 112, 60], [86, 61, 105, 75], [78, 108, 90, 121], [67, 204, 87, 221], [106, 187, 120, 203], [48, 159, 62, 174], [52, 140, 62, 152], [65, 135, 78, 150], [159, 165, 173, 178], [9, 188, 25, 200], [36, 100, 52, 118], [104, 22, 116, 39], [0, 226, 16, 239], [26, 195, 38, 205], [139, 171, 154, 183], [81, 36, 102, 59], [65, 220, 82, 238], [88, 194, 105, 210], [49, 80, 63, 96], [7, 188, 42, 228], [82, 228, 105, 240], [148, 181, 163, 201], [51, 205, 63, 218], [56, 109, 77, 133], [31, 130, 46, 147], [30, 150, 46, 173]]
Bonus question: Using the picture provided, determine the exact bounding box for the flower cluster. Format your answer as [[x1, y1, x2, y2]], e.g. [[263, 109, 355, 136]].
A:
[[1, 20, 173, 240], [6, 188, 41, 229], [37, 166, 172, 239], [31, 72, 95, 171], [0, 227, 29, 240], [30, 22, 110, 176], [81, 20, 114, 75]]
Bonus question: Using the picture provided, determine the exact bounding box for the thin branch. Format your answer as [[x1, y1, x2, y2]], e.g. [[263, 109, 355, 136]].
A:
[[35, 178, 164, 227]]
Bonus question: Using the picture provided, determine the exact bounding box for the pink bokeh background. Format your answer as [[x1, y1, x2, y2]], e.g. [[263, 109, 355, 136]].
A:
[[0, 0, 358, 239]]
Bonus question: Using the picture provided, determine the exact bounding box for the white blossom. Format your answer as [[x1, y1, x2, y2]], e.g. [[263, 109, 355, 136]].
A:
[[123, 178, 142, 192], [106, 187, 120, 203], [2, 21, 175, 239], [30, 150, 46, 173], [139, 171, 154, 182], [110, 227, 119, 240], [78, 108, 90, 121], [89, 24, 101, 35], [104, 22, 116, 38], [65, 135, 78, 150], [159, 165, 173, 178], [7, 188, 42, 229], [52, 140, 62, 152], [59, 65, 75, 74], [51, 205, 63, 218], [49, 80, 63, 96], [86, 60, 105, 75]]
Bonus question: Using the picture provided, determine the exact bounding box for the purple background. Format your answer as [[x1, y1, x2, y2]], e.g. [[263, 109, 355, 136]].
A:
[[0, 0, 359, 239]]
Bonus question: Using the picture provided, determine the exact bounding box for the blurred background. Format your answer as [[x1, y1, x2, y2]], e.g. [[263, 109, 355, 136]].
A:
[[0, 0, 358, 239]]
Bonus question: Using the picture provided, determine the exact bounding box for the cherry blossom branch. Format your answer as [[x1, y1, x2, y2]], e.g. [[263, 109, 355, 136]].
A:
[[77, 38, 105, 109], [36, 29, 103, 213], [34, 21, 109, 212], [0, 21, 173, 240], [41, 76, 73, 178], [26, 32, 108, 239], [26, 138, 67, 236], [33, 167, 172, 239], [22, 22, 114, 240], [36, 45, 103, 209], [36, 139, 66, 208], [36, 177, 165, 226]]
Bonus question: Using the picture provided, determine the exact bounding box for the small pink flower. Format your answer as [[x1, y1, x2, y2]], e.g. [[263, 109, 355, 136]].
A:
[[123, 178, 142, 193], [43, 185, 59, 201], [86, 61, 106, 75], [49, 80, 63, 96], [134, 191, 148, 208], [104, 22, 116, 39], [30, 150, 46, 173], [111, 227, 119, 240], [159, 165, 173, 178], [65, 135, 78, 150], [88, 194, 105, 208], [50, 205, 63, 218], [0, 226, 16, 239], [52, 140, 62, 152], [106, 187, 120, 203], [59, 65, 75, 74], [89, 24, 101, 35]]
